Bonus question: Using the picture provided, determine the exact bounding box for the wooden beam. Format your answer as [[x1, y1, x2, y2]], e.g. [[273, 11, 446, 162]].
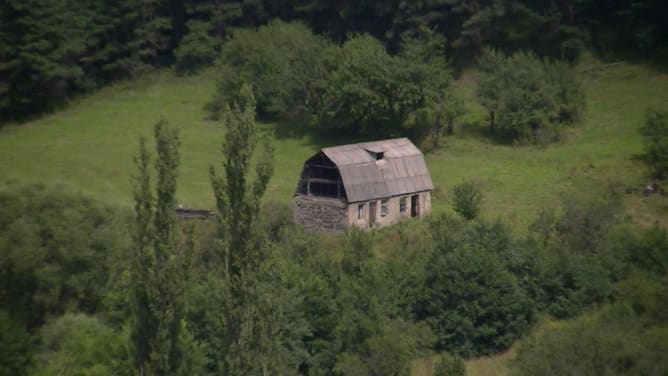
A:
[[307, 178, 340, 184], [306, 163, 338, 169]]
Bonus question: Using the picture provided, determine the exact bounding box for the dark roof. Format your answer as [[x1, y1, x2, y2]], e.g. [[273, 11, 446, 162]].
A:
[[320, 138, 433, 202]]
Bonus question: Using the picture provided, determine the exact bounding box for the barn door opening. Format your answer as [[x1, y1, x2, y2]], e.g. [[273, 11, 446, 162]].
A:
[[411, 195, 419, 217], [369, 201, 377, 226]]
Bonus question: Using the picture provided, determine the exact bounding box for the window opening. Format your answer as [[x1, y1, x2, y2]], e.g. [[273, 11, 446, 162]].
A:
[[381, 199, 389, 217]]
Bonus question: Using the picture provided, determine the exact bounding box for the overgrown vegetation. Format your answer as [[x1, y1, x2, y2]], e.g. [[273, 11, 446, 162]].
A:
[[476, 49, 585, 143], [2, 177, 665, 374], [3, 0, 665, 123], [636, 109, 668, 180], [1, 1, 667, 374]]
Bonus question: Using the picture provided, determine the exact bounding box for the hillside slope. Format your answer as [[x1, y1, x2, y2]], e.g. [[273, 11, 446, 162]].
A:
[[1, 64, 666, 227]]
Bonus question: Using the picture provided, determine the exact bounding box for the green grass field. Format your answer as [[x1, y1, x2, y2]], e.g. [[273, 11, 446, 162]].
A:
[[1, 61, 667, 231]]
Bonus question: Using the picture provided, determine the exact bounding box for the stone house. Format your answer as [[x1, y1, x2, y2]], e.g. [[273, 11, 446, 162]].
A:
[[294, 138, 433, 233]]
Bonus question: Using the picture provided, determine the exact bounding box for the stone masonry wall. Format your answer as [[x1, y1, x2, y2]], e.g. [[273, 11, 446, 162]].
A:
[[294, 195, 348, 233]]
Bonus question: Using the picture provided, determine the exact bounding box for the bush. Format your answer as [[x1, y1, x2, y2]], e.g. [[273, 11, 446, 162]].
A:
[[451, 180, 482, 220], [0, 310, 32, 376], [33, 313, 131, 375], [511, 305, 668, 375], [433, 353, 466, 376], [0, 182, 131, 328], [636, 108, 668, 179]]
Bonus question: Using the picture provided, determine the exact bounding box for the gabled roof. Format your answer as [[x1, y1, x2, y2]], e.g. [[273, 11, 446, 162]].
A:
[[320, 138, 433, 203]]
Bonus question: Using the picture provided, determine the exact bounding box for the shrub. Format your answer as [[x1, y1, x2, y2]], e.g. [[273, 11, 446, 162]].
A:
[[510, 305, 668, 375], [433, 353, 466, 376], [33, 313, 131, 375], [0, 310, 32, 376], [451, 179, 482, 220], [0, 183, 131, 329], [636, 108, 668, 179]]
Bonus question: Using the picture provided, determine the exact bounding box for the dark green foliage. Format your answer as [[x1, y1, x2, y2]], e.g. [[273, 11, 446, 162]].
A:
[[476, 50, 585, 143], [130, 118, 191, 374], [175, 20, 219, 74], [0, 182, 131, 329], [636, 109, 668, 179], [0, 310, 32, 376], [2, 0, 667, 122], [334, 319, 434, 376], [32, 313, 131, 375], [423, 245, 532, 356], [320, 32, 451, 136], [610, 225, 668, 277], [555, 192, 623, 254], [451, 179, 483, 220], [210, 21, 331, 119], [511, 300, 668, 375], [210, 24, 451, 137], [433, 353, 466, 376], [210, 84, 275, 277], [0, 0, 98, 119], [208, 84, 279, 373]]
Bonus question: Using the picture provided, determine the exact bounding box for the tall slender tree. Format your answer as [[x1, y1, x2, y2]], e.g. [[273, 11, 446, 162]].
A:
[[209, 84, 276, 374], [131, 118, 188, 375]]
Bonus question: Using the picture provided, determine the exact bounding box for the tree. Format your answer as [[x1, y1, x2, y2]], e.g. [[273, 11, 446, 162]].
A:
[[636, 109, 668, 179], [209, 21, 332, 119], [405, 92, 465, 149], [423, 246, 532, 356], [0, 0, 97, 119], [476, 49, 584, 143], [32, 313, 131, 376], [0, 182, 131, 329], [452, 179, 482, 220], [210, 84, 274, 279], [209, 84, 276, 373], [131, 118, 191, 375], [0, 310, 32, 376], [476, 49, 506, 135], [321, 32, 451, 136], [174, 20, 219, 74]]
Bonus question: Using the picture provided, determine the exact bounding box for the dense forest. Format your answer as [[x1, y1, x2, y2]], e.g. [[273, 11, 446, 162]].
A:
[[1, 0, 667, 122], [1, 1, 668, 375]]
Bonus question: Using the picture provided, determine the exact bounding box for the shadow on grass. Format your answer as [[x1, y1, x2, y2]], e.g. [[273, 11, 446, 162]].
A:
[[264, 114, 385, 149]]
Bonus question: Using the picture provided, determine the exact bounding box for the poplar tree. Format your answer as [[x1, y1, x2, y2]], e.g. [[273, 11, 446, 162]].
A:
[[210, 84, 275, 281], [209, 84, 276, 374], [131, 118, 188, 375]]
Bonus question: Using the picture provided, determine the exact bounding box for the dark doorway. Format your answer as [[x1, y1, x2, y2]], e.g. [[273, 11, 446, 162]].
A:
[[411, 195, 419, 217], [369, 201, 377, 226]]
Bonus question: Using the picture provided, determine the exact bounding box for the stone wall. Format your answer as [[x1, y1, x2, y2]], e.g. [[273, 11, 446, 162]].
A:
[[294, 195, 348, 233], [347, 190, 432, 229]]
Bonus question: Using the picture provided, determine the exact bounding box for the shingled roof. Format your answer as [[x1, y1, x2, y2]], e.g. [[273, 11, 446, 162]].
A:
[[320, 138, 433, 203]]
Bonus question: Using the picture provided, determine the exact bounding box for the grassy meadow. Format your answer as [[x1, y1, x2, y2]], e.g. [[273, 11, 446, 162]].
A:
[[1, 60, 667, 230]]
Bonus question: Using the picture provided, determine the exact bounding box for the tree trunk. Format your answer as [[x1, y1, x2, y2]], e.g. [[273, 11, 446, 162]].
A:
[[432, 124, 442, 149], [489, 111, 496, 135]]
